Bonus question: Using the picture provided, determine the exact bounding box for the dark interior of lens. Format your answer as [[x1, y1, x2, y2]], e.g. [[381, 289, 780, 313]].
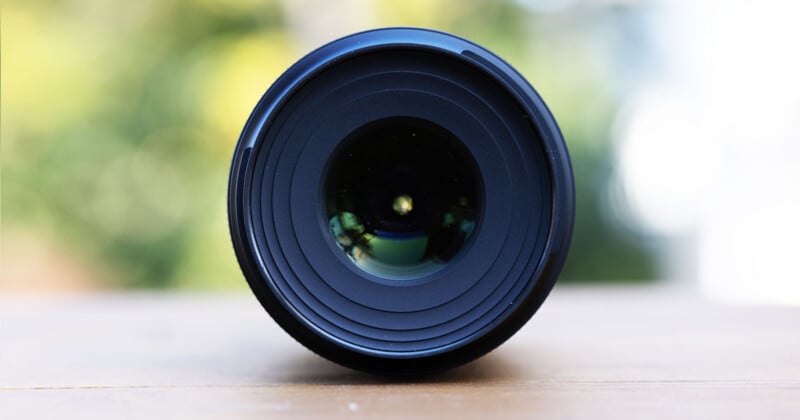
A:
[[324, 117, 481, 280]]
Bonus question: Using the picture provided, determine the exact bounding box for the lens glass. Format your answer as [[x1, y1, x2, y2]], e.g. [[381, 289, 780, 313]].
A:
[[325, 117, 481, 280]]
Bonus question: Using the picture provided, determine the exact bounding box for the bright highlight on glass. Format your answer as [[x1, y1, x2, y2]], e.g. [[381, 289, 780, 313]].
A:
[[393, 194, 414, 216]]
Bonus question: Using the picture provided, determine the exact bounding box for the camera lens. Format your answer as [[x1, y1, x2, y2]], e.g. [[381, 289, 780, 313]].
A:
[[228, 28, 575, 375], [325, 117, 480, 281]]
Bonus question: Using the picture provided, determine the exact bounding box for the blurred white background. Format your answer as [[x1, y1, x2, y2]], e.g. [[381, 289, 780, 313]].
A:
[[612, 0, 800, 304]]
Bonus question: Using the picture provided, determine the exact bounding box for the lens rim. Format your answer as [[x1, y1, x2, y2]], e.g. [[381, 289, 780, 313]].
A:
[[228, 28, 575, 375]]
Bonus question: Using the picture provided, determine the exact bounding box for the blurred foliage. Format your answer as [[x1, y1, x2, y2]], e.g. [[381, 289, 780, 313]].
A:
[[2, 0, 655, 288]]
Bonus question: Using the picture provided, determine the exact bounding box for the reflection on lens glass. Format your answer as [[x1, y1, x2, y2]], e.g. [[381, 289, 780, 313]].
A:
[[325, 117, 480, 280]]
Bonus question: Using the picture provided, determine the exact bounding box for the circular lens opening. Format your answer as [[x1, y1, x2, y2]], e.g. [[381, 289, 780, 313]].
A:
[[324, 117, 481, 281]]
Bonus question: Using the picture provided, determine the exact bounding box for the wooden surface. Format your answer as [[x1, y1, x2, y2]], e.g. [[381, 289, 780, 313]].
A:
[[2, 285, 799, 419]]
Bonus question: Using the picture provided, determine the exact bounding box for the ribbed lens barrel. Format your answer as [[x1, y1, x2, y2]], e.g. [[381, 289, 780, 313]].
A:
[[228, 28, 575, 375]]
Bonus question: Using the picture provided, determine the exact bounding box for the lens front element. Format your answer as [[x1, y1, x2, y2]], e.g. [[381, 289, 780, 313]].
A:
[[325, 117, 481, 281]]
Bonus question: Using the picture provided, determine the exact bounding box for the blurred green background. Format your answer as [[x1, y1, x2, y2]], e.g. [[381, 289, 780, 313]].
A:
[[1, 0, 655, 291]]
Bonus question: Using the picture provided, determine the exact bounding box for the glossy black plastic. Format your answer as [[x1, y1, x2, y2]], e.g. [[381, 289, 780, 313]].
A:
[[228, 28, 574, 375]]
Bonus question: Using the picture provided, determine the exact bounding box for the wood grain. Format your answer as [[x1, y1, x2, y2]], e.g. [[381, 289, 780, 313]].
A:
[[2, 285, 798, 419]]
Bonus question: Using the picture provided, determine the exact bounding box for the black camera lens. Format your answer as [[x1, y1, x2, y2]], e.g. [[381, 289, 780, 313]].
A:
[[228, 28, 574, 375]]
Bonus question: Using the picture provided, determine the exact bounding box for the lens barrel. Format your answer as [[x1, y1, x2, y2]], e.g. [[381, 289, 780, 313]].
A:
[[228, 28, 574, 375]]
